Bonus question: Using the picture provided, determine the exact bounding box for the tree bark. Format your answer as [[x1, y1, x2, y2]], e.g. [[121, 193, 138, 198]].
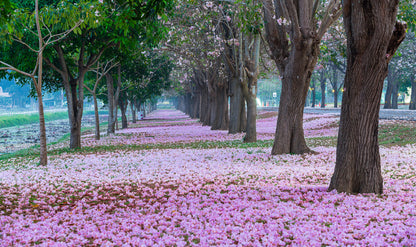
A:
[[273, 61, 313, 154], [119, 97, 128, 129], [332, 65, 339, 108], [229, 76, 246, 133], [329, 0, 406, 194], [36, 87, 47, 166], [271, 44, 320, 154], [320, 70, 326, 108], [311, 81, 316, 107], [130, 100, 136, 123], [242, 34, 260, 143], [384, 76, 393, 109], [244, 94, 257, 142], [106, 73, 120, 135], [67, 75, 85, 149], [410, 74, 416, 110], [200, 84, 211, 126], [391, 79, 399, 109]]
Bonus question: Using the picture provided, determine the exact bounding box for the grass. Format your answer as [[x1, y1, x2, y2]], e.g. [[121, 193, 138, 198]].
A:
[[378, 123, 416, 147], [0, 111, 68, 129], [0, 110, 106, 129]]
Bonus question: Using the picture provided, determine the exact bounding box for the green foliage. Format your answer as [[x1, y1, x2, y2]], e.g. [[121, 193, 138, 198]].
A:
[[235, 0, 263, 34], [399, 0, 416, 32], [122, 51, 174, 104], [0, 0, 13, 24]]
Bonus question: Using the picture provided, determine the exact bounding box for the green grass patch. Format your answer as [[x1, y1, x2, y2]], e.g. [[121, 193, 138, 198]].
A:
[[378, 123, 416, 147], [307, 136, 338, 148], [0, 111, 69, 128], [0, 110, 107, 129]]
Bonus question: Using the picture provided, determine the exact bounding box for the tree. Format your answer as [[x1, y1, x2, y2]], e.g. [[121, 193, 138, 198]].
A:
[[328, 0, 406, 194], [0, 0, 80, 165], [166, 1, 229, 130], [84, 59, 118, 140], [262, 0, 342, 154], [43, 0, 172, 148]]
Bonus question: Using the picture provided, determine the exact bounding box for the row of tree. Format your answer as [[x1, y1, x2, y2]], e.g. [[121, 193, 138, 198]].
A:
[[169, 0, 411, 194], [0, 0, 175, 165], [1, 0, 414, 195]]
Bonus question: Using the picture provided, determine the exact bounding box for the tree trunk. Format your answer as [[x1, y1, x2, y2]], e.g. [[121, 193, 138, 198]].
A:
[[332, 66, 339, 108], [93, 93, 100, 140], [191, 94, 200, 119], [320, 71, 326, 108], [242, 34, 260, 142], [229, 76, 246, 133], [384, 70, 393, 109], [334, 89, 338, 108], [410, 74, 416, 110], [130, 100, 136, 123], [35, 0, 47, 166], [66, 77, 84, 149], [244, 94, 257, 142], [210, 85, 228, 130], [36, 88, 47, 166], [119, 98, 128, 129], [311, 81, 316, 107], [200, 85, 211, 126], [391, 80, 399, 109], [106, 73, 116, 135], [272, 46, 319, 154], [329, 0, 406, 194]]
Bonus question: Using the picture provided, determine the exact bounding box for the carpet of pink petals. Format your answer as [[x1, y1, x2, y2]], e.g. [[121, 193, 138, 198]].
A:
[[80, 111, 339, 148], [1, 110, 415, 246]]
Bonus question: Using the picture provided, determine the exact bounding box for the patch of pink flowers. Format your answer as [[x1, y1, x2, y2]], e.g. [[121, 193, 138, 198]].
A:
[[81, 110, 340, 147], [1, 110, 415, 246]]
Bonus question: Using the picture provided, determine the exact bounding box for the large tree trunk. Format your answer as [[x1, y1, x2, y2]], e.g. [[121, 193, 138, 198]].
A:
[[229, 77, 246, 133], [329, 0, 406, 194], [242, 34, 260, 143], [210, 85, 229, 130], [93, 93, 100, 140], [200, 85, 211, 126], [244, 94, 257, 142], [409, 74, 416, 110], [66, 76, 84, 149], [272, 46, 319, 154], [191, 93, 200, 119]]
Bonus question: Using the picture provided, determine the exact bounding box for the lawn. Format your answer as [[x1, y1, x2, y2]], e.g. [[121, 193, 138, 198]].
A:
[[0, 109, 415, 246]]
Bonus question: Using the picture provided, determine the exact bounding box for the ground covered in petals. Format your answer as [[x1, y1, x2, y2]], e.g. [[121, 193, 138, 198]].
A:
[[1, 109, 415, 246]]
